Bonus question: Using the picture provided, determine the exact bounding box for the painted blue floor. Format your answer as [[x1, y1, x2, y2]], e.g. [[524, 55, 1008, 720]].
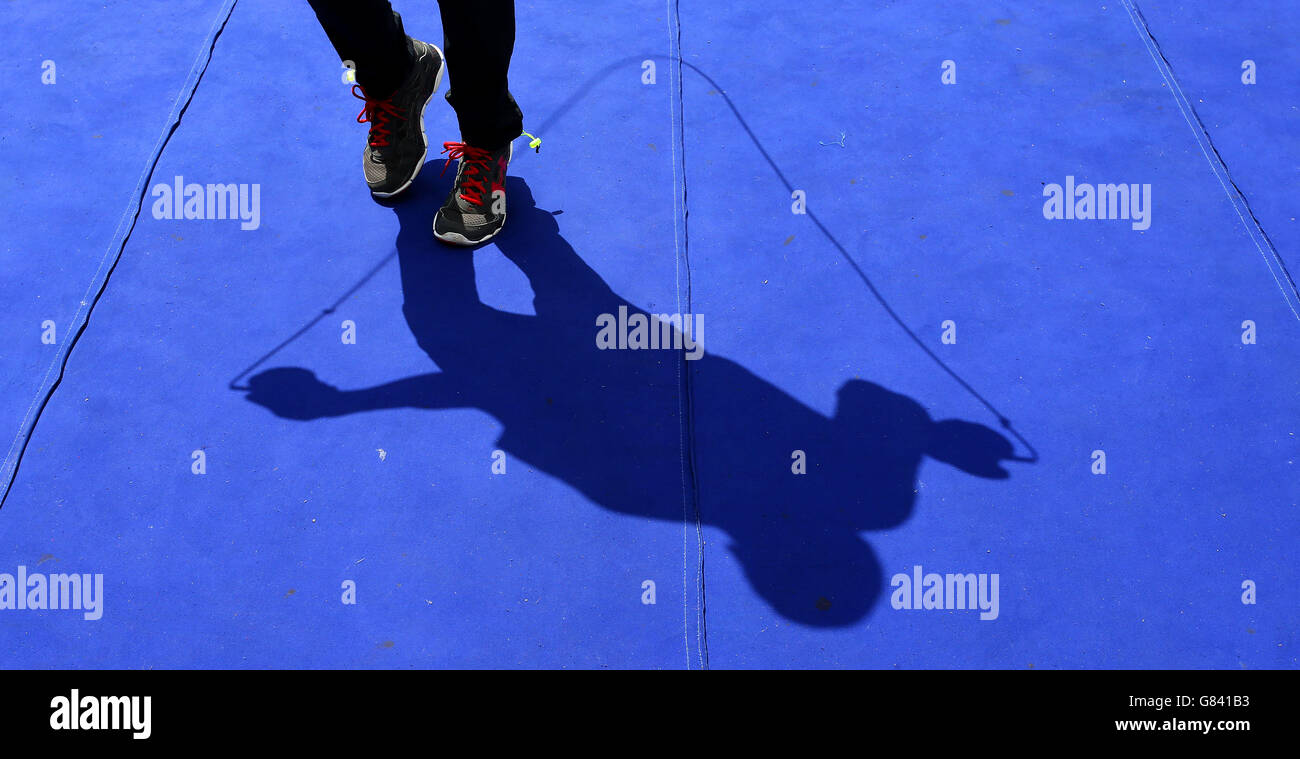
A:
[[1, 1, 1296, 668]]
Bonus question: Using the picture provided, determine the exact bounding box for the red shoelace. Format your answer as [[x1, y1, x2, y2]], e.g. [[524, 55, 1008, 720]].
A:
[[440, 142, 495, 206], [353, 84, 406, 148]]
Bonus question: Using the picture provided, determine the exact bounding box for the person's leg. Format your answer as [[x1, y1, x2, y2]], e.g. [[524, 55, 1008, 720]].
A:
[[307, 1, 445, 199], [436, 0, 524, 152], [431, 0, 523, 246], [306, 0, 412, 99]]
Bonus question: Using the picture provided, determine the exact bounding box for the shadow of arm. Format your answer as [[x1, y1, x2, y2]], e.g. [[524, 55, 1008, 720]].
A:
[[244, 368, 465, 420]]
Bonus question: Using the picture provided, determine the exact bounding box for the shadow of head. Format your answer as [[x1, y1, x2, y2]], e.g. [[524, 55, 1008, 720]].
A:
[[731, 530, 883, 627]]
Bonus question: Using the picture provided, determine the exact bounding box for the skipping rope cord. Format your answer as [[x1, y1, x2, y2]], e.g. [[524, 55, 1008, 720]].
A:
[[230, 53, 1042, 470], [675, 58, 1040, 463]]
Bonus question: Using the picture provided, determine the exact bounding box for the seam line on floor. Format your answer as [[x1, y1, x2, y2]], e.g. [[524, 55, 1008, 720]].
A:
[[667, 0, 708, 671]]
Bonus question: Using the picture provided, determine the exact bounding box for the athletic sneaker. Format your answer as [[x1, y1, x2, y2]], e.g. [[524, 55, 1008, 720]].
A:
[[353, 37, 444, 198], [433, 140, 513, 246]]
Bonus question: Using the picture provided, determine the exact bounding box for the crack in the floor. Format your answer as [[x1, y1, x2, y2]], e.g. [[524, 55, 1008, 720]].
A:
[[1122, 0, 1300, 321], [0, 0, 241, 510]]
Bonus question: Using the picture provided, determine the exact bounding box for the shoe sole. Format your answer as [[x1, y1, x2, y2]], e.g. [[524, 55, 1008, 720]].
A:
[[434, 143, 513, 246], [370, 43, 445, 199], [433, 219, 505, 246]]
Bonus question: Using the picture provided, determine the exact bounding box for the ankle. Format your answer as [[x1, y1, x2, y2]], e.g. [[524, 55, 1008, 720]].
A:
[[464, 138, 509, 154]]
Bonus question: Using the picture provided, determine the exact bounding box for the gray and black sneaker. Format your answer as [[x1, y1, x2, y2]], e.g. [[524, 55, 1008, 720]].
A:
[[353, 38, 444, 198], [433, 140, 513, 246]]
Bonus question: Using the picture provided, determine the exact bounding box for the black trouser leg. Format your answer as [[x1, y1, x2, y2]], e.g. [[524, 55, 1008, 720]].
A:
[[306, 0, 413, 98], [307, 1, 523, 151], [436, 0, 523, 152]]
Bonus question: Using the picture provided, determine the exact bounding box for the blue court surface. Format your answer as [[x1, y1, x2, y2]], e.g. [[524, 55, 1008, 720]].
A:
[[1, 1, 1296, 669]]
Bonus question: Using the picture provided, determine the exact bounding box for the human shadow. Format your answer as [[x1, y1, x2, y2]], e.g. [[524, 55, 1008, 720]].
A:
[[244, 172, 1024, 626]]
